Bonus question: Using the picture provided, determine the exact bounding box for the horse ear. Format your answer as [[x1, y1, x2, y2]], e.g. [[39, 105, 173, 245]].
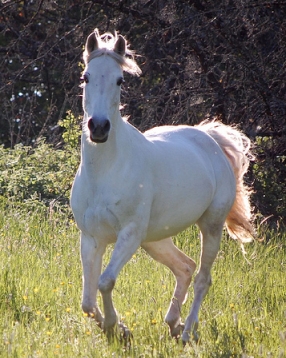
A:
[[85, 32, 99, 54], [114, 35, 126, 56]]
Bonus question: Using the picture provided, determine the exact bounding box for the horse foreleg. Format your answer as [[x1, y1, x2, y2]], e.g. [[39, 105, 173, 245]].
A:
[[80, 233, 106, 327], [182, 221, 223, 344], [142, 238, 196, 339], [98, 223, 142, 337]]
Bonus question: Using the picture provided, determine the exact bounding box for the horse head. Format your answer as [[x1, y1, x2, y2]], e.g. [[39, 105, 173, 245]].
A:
[[81, 30, 141, 143]]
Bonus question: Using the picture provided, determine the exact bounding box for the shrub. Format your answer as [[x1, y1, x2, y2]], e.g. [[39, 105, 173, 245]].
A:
[[0, 112, 81, 211]]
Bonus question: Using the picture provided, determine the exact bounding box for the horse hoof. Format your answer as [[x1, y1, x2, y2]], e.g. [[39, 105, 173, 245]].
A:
[[171, 323, 185, 340], [105, 327, 116, 343], [182, 323, 199, 345], [119, 322, 133, 347]]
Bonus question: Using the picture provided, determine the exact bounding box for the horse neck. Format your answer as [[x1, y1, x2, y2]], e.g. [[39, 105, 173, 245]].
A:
[[81, 112, 129, 173]]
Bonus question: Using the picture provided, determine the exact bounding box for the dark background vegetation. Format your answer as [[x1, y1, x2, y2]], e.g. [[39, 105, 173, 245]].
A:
[[0, 0, 285, 228]]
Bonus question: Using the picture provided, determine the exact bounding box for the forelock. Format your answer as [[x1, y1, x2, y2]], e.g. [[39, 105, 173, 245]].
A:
[[83, 32, 141, 76]]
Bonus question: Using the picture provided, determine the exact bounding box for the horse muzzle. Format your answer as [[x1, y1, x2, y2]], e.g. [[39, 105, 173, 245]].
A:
[[88, 117, 111, 143]]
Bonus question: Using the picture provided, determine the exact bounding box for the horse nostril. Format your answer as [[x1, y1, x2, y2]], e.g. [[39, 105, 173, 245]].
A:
[[102, 119, 110, 132], [88, 118, 95, 131], [88, 118, 110, 132]]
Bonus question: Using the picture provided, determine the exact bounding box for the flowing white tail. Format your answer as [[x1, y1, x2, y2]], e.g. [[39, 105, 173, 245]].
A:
[[198, 120, 255, 243]]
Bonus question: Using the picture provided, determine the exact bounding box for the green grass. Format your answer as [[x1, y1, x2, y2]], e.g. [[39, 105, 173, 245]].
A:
[[0, 203, 285, 357]]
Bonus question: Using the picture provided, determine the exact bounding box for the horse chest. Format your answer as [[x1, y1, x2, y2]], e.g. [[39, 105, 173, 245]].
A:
[[71, 176, 124, 240], [74, 200, 121, 242]]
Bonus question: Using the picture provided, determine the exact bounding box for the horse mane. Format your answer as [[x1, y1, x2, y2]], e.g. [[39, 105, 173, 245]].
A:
[[83, 30, 142, 76]]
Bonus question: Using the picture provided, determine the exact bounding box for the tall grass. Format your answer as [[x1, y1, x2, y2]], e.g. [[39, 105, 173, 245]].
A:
[[1, 201, 285, 357]]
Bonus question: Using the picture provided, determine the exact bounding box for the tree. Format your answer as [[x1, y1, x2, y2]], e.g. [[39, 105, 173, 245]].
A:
[[1, 0, 285, 225]]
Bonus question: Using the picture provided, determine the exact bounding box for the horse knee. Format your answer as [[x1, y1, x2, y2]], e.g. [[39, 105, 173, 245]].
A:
[[195, 272, 212, 286], [98, 273, 115, 293]]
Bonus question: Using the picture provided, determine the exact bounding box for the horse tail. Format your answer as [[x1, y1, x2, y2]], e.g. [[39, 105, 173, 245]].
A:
[[197, 120, 256, 244]]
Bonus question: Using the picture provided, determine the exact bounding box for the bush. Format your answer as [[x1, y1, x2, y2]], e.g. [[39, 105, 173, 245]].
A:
[[0, 112, 81, 210], [250, 136, 286, 228], [1, 0, 285, 227], [0, 141, 78, 206]]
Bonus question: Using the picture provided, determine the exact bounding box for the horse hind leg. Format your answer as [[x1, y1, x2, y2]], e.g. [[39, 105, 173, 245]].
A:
[[182, 214, 224, 344], [142, 238, 196, 338]]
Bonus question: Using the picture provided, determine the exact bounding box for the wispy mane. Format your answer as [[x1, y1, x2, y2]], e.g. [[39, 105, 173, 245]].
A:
[[83, 31, 141, 76]]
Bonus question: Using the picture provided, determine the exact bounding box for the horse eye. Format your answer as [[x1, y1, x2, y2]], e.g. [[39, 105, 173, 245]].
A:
[[80, 74, 89, 84], [117, 77, 125, 86]]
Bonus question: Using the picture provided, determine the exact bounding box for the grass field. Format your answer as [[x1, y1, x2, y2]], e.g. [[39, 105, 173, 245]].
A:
[[0, 202, 285, 357]]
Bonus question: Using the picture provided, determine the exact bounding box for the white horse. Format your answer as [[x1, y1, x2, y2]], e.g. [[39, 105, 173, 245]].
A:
[[70, 29, 255, 343]]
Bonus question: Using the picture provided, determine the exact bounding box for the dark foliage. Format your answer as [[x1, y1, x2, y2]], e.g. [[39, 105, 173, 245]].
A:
[[0, 0, 285, 226]]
